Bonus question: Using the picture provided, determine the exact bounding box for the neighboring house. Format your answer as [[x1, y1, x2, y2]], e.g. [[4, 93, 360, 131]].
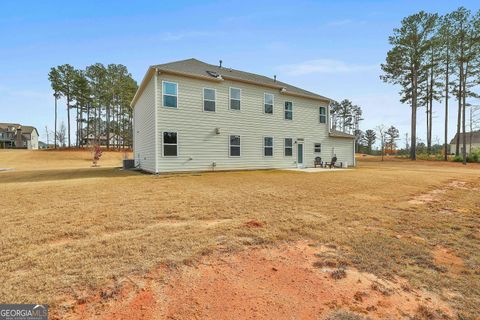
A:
[[81, 133, 125, 147], [0, 123, 39, 149], [449, 131, 480, 155], [131, 58, 355, 173]]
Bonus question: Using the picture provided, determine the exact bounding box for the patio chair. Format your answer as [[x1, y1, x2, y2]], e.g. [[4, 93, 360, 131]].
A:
[[314, 157, 323, 168], [325, 156, 337, 169]]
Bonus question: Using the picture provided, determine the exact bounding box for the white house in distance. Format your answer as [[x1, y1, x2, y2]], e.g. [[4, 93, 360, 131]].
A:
[[131, 58, 355, 173]]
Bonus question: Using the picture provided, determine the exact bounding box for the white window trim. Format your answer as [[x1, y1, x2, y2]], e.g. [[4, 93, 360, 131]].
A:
[[229, 87, 241, 111], [162, 131, 179, 157], [319, 106, 327, 124], [314, 143, 322, 153], [203, 87, 216, 112], [263, 93, 274, 115], [284, 137, 293, 157], [284, 101, 293, 120], [229, 134, 241, 157], [263, 136, 274, 157], [162, 81, 178, 109]]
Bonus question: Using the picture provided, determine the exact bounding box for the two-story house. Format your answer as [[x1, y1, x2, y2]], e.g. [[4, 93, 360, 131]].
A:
[[0, 123, 39, 149], [131, 58, 355, 173]]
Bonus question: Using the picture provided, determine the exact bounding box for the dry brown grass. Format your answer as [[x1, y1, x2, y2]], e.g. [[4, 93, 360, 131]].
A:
[[0, 149, 129, 171], [0, 151, 479, 318]]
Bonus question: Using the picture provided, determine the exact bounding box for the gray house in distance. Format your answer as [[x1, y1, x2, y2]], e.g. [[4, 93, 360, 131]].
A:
[[450, 131, 480, 155], [131, 58, 355, 173], [0, 123, 39, 149]]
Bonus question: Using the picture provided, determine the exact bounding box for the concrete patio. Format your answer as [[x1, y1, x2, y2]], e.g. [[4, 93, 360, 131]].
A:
[[282, 167, 352, 173]]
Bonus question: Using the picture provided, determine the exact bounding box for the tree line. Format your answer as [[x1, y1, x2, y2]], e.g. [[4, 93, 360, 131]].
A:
[[381, 7, 480, 164], [48, 63, 138, 149], [329, 99, 364, 151]]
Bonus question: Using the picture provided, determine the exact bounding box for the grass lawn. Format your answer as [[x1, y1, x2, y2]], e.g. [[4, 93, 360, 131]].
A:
[[0, 150, 479, 318]]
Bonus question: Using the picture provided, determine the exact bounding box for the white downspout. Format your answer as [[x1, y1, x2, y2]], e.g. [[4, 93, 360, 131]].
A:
[[154, 68, 159, 174]]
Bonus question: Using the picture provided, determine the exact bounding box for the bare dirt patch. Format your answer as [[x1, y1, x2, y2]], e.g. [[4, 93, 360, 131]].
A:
[[72, 241, 452, 320], [433, 247, 465, 274], [408, 180, 469, 205]]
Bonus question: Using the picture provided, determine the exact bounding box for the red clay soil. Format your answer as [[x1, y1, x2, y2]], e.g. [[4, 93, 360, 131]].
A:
[[69, 241, 452, 320]]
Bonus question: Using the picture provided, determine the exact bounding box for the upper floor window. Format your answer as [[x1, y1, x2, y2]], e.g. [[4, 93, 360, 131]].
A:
[[319, 106, 327, 123], [230, 135, 241, 156], [230, 87, 241, 110], [285, 101, 293, 120], [264, 137, 273, 157], [314, 143, 321, 153], [203, 88, 216, 112], [163, 132, 178, 156], [284, 138, 293, 157], [264, 93, 274, 114], [163, 81, 178, 108]]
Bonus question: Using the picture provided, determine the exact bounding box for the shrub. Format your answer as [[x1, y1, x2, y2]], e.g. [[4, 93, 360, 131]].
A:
[[452, 155, 463, 162]]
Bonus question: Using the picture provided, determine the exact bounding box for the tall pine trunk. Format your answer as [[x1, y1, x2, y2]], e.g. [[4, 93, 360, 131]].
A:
[[411, 68, 418, 160], [444, 55, 449, 161], [67, 96, 71, 148], [106, 102, 111, 149], [462, 63, 469, 165], [455, 65, 462, 156], [428, 54, 434, 154], [54, 96, 58, 149]]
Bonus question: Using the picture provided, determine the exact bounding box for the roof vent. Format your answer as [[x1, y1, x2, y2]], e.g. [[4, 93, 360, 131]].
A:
[[219, 60, 223, 68], [274, 75, 277, 82], [206, 70, 223, 80], [207, 70, 219, 77]]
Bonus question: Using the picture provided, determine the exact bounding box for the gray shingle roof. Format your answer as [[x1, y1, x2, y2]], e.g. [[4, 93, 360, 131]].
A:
[[329, 130, 355, 139], [0, 123, 38, 135], [152, 58, 331, 102], [450, 131, 480, 144]]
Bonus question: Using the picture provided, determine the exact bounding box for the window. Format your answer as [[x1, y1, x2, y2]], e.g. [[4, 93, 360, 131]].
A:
[[319, 106, 327, 123], [163, 132, 178, 156], [284, 138, 293, 157], [285, 101, 293, 120], [230, 87, 241, 110], [314, 143, 321, 153], [203, 88, 216, 112], [163, 82, 178, 108], [264, 93, 274, 114], [264, 137, 273, 157], [230, 135, 241, 156]]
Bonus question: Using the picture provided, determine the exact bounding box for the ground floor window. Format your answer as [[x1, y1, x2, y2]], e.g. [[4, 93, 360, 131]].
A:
[[163, 132, 178, 156], [264, 137, 273, 156], [314, 143, 321, 153], [284, 138, 293, 156], [230, 135, 241, 156]]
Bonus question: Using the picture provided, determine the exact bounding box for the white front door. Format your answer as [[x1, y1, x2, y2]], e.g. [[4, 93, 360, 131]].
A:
[[297, 142, 304, 168]]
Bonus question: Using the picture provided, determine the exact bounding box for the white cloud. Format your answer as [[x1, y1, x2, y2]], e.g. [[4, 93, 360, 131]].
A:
[[276, 59, 378, 76]]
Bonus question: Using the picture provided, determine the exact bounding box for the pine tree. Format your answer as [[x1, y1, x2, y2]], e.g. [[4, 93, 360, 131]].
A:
[[381, 12, 438, 160]]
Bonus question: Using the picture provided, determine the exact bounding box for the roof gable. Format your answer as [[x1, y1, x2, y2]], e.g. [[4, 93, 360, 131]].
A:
[[450, 131, 480, 144]]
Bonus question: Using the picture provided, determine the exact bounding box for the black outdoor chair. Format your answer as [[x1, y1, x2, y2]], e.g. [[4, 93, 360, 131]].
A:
[[314, 157, 323, 168], [325, 156, 338, 169]]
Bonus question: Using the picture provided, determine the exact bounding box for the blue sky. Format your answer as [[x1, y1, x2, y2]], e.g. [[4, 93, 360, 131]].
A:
[[1, 0, 479, 146]]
